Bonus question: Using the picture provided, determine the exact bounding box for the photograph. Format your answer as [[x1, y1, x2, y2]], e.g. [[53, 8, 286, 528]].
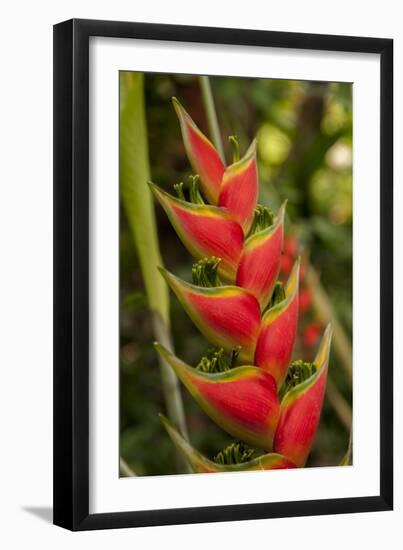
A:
[[0, 1, 396, 543], [119, 71, 353, 477]]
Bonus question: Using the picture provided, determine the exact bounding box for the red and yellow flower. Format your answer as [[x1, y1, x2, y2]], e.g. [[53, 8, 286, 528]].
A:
[[151, 99, 333, 472], [157, 324, 332, 468]]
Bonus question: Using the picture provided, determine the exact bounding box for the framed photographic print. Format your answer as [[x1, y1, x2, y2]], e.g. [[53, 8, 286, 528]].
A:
[[53, 19, 393, 530]]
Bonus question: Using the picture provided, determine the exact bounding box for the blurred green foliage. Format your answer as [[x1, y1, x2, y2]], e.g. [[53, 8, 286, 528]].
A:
[[120, 73, 352, 475]]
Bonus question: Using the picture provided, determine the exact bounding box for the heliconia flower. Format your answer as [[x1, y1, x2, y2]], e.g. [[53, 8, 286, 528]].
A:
[[273, 324, 333, 467], [159, 267, 261, 363], [152, 99, 335, 473], [160, 414, 296, 473], [218, 140, 258, 234], [254, 258, 300, 387], [155, 345, 280, 449], [173, 97, 225, 204], [236, 202, 286, 309], [150, 182, 244, 280]]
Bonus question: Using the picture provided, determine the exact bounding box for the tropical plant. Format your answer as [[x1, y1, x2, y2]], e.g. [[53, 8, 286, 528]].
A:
[[151, 98, 333, 472]]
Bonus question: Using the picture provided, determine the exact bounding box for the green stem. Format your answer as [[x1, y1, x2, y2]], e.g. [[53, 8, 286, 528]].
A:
[[120, 72, 189, 471], [199, 76, 225, 161]]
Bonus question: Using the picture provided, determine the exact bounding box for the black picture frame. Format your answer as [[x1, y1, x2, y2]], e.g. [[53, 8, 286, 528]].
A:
[[53, 18, 393, 531]]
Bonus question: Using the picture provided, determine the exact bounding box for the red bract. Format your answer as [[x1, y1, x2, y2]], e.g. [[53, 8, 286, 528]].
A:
[[236, 203, 285, 309], [274, 325, 333, 466], [173, 98, 225, 204], [155, 344, 280, 449], [158, 326, 332, 460], [159, 268, 261, 363], [150, 183, 244, 280], [160, 414, 296, 473], [255, 259, 300, 387], [151, 98, 333, 472], [218, 140, 258, 233]]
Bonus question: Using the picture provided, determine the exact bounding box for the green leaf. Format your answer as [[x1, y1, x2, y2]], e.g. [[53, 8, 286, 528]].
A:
[[120, 72, 169, 324], [120, 73, 189, 470]]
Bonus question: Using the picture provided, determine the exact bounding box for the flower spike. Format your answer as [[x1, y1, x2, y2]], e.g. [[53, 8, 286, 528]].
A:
[[173, 97, 225, 204], [236, 202, 286, 309], [160, 414, 296, 473], [155, 346, 280, 450], [254, 258, 300, 387], [159, 268, 261, 363], [273, 324, 333, 467], [218, 139, 258, 233], [150, 182, 243, 280], [150, 100, 336, 472]]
